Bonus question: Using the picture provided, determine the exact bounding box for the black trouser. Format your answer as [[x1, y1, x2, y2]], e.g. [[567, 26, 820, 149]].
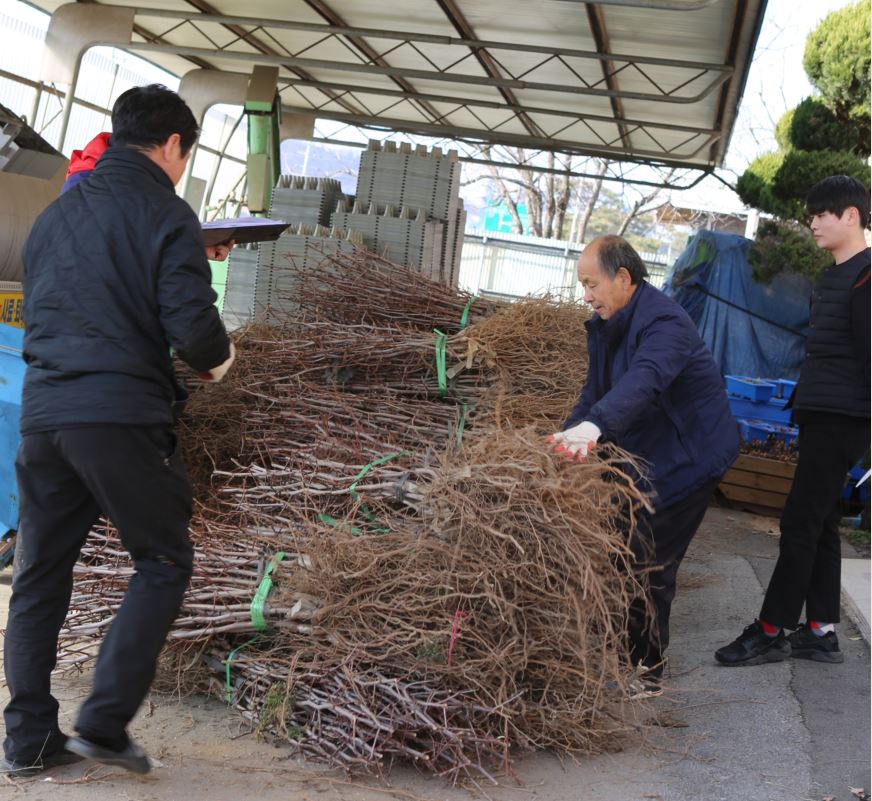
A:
[[3, 426, 193, 763], [760, 419, 870, 629], [627, 479, 719, 675]]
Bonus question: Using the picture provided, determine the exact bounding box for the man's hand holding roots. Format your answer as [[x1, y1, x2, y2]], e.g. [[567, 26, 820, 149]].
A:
[[548, 421, 602, 462]]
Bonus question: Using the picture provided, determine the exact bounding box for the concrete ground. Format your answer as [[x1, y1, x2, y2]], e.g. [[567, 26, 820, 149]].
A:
[[0, 506, 869, 801]]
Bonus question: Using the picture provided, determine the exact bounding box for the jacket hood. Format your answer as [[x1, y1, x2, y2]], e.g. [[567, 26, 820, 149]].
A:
[[65, 132, 111, 178]]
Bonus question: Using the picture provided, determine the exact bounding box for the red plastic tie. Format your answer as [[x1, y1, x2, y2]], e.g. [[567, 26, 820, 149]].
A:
[[446, 609, 468, 667]]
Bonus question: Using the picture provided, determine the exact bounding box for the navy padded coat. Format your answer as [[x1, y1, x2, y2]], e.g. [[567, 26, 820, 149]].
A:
[[20, 146, 230, 433], [564, 281, 739, 509]]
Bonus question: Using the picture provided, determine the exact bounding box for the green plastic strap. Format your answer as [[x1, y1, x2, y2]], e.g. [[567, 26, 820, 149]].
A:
[[348, 450, 410, 504], [225, 635, 259, 704], [460, 295, 477, 328], [317, 451, 410, 535], [250, 552, 286, 631], [318, 512, 366, 537], [349, 450, 410, 525], [434, 329, 448, 396], [455, 403, 468, 451]]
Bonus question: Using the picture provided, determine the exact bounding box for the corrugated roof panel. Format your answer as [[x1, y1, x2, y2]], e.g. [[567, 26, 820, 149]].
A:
[[343, 39, 492, 78], [599, 3, 738, 63], [448, 0, 600, 52], [324, 0, 459, 36], [20, 0, 768, 172]]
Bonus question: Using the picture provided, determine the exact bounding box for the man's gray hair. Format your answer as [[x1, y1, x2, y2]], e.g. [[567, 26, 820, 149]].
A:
[[597, 235, 649, 285]]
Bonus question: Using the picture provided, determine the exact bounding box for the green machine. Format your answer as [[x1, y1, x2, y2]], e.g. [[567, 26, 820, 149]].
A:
[[209, 65, 282, 309], [244, 65, 282, 217]]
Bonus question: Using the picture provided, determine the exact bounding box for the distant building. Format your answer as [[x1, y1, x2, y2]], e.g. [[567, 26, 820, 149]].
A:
[[658, 202, 753, 238]]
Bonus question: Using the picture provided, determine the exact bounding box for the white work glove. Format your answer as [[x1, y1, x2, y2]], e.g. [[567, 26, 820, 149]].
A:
[[549, 421, 602, 461], [198, 342, 236, 383]]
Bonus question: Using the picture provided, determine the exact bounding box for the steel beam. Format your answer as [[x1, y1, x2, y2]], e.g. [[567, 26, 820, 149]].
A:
[[280, 104, 719, 165], [179, 0, 365, 118], [557, 0, 723, 8], [299, 0, 442, 124], [433, 0, 545, 141], [276, 77, 720, 136], [105, 40, 731, 105], [309, 134, 713, 189], [710, 0, 752, 164], [584, 3, 630, 151], [128, 7, 732, 74]]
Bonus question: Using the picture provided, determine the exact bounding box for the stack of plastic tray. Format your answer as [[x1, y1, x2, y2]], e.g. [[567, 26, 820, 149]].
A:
[[354, 140, 464, 286], [222, 246, 260, 331], [357, 141, 460, 221], [726, 374, 794, 425], [254, 224, 361, 324], [270, 175, 345, 228], [726, 374, 798, 444], [330, 200, 444, 281]]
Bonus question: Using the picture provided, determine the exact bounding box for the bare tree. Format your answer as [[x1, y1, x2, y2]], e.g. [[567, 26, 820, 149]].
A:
[[481, 146, 525, 233], [477, 147, 583, 238], [616, 169, 675, 236], [470, 148, 677, 243], [572, 158, 609, 244]]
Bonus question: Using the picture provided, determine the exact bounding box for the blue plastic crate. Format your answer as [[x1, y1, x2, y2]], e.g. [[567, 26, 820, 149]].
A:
[[766, 421, 798, 446], [727, 394, 793, 424], [844, 459, 871, 506], [846, 459, 871, 507], [848, 460, 867, 481], [738, 418, 774, 444], [725, 375, 777, 403], [774, 379, 797, 400], [0, 323, 24, 534]]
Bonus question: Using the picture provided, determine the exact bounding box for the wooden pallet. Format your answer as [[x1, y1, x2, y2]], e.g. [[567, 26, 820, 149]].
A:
[[718, 454, 796, 513]]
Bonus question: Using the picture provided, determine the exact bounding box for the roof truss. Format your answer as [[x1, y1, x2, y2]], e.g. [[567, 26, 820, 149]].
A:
[[38, 0, 768, 178]]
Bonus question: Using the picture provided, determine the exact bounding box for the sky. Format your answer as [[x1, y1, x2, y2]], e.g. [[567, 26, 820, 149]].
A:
[[681, 0, 857, 213], [726, 0, 852, 169]]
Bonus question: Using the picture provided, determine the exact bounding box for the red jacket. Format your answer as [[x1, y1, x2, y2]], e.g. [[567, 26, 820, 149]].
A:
[[60, 132, 111, 194]]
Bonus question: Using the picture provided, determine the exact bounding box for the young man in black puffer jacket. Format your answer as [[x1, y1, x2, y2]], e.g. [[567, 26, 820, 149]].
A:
[[716, 175, 870, 668], [2, 84, 235, 776]]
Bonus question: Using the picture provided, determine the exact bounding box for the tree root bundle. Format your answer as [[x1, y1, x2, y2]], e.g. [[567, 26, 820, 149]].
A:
[[55, 252, 651, 782]]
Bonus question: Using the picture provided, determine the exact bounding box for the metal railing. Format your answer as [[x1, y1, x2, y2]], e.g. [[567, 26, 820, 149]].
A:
[[457, 230, 670, 301]]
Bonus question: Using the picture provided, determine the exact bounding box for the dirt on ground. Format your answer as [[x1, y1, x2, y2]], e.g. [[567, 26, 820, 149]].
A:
[[1, 505, 869, 801]]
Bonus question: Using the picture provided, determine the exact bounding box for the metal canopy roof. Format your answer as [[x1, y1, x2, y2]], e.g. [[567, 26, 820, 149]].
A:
[[29, 0, 767, 174]]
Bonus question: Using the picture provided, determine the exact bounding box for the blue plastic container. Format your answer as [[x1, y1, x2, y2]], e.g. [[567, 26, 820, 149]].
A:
[[766, 421, 798, 446], [727, 394, 793, 424], [774, 379, 797, 400], [737, 418, 774, 443], [846, 459, 871, 506], [0, 323, 24, 534], [725, 375, 777, 403]]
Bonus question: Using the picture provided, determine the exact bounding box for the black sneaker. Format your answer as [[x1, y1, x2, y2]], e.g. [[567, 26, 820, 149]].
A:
[[715, 621, 791, 666], [0, 748, 83, 778], [66, 736, 151, 775], [788, 623, 844, 664]]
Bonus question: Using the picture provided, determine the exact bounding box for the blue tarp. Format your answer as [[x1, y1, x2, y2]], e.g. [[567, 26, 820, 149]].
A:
[[662, 230, 812, 380]]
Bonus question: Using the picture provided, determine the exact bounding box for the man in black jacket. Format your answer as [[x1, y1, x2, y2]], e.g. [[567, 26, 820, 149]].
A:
[[716, 175, 870, 667], [2, 85, 234, 776]]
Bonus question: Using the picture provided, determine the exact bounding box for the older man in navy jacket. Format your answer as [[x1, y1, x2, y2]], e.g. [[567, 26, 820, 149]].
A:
[[551, 235, 738, 694]]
